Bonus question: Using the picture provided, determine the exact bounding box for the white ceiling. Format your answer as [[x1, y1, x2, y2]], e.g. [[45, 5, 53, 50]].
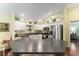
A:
[[0, 3, 66, 20]]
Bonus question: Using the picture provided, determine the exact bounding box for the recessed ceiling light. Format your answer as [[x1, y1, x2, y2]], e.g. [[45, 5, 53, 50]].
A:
[[21, 13, 24, 17], [38, 19, 41, 20], [49, 12, 52, 15]]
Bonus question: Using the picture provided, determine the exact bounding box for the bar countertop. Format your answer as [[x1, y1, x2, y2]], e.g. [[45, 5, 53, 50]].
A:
[[11, 38, 65, 55]]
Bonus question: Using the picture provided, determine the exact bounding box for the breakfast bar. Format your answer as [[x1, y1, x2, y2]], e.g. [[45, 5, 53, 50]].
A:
[[11, 37, 65, 56]]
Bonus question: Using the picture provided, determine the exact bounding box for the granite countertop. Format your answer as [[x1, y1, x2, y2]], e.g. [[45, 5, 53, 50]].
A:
[[11, 38, 65, 53]]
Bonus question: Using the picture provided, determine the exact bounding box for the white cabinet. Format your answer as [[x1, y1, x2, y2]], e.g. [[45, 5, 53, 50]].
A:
[[13, 21, 26, 30]]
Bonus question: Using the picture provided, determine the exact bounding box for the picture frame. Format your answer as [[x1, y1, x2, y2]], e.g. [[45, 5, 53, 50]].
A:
[[0, 23, 10, 32]]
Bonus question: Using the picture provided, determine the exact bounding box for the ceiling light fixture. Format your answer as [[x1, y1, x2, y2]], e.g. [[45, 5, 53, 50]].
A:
[[21, 13, 24, 17], [48, 12, 52, 15], [38, 19, 41, 20], [20, 13, 25, 21]]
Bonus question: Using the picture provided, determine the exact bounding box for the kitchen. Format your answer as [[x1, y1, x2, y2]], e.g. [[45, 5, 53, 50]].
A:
[[0, 3, 69, 56]]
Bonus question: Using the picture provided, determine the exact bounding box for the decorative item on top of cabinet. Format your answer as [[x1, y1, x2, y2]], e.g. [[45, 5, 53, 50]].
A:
[[34, 21, 37, 24], [52, 18, 56, 22], [27, 25, 33, 31], [0, 23, 9, 32], [29, 21, 32, 24], [15, 15, 20, 20]]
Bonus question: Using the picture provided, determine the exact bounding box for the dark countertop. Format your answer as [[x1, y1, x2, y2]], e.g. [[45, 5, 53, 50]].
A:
[[15, 32, 52, 38], [11, 38, 65, 54]]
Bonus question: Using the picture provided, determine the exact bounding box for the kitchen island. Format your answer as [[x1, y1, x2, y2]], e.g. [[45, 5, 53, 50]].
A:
[[11, 37, 66, 56]]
